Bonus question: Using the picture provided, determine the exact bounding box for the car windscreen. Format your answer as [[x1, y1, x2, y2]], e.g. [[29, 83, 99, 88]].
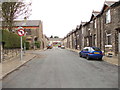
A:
[[92, 47, 101, 51]]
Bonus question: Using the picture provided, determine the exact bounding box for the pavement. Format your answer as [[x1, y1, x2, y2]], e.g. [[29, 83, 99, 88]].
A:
[[0, 50, 37, 80], [66, 48, 119, 66]]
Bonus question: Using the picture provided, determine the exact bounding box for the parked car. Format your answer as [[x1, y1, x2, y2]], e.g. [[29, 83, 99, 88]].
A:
[[47, 45, 53, 49], [61, 45, 65, 49], [79, 47, 103, 60], [58, 45, 61, 48]]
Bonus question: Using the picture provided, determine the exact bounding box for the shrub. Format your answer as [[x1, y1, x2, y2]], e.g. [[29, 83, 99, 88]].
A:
[[25, 42, 30, 50], [2, 30, 26, 49], [35, 41, 41, 48]]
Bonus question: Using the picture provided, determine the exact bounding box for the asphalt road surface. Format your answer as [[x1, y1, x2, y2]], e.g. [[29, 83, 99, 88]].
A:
[[3, 47, 118, 88]]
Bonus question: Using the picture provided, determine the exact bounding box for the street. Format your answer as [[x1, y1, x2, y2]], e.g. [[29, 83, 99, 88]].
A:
[[3, 48, 118, 88]]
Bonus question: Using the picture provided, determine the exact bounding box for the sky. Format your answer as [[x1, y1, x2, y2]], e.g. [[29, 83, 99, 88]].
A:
[[29, 0, 118, 38]]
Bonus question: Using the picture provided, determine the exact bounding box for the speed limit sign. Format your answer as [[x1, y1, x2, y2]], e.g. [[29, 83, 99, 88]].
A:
[[17, 28, 25, 36]]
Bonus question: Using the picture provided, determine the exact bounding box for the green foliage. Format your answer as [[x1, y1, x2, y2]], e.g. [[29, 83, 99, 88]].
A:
[[54, 36, 59, 38], [2, 30, 26, 49], [35, 41, 41, 48], [25, 42, 30, 50], [50, 35, 53, 38], [2, 2, 31, 31]]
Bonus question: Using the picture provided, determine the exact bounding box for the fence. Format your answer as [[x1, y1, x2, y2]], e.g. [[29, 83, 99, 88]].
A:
[[2, 49, 20, 61]]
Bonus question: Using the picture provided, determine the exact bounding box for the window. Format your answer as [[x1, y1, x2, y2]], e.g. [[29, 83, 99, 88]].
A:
[[25, 29, 31, 35], [92, 47, 101, 51], [82, 48, 88, 52], [94, 20, 97, 28], [94, 34, 97, 46], [82, 28, 84, 34], [107, 34, 111, 45], [106, 9, 111, 24]]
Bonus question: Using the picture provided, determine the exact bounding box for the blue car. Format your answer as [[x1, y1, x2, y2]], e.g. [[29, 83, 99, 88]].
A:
[[79, 47, 103, 60]]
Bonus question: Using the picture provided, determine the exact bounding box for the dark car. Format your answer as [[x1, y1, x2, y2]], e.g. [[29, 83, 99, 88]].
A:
[[79, 47, 103, 60], [61, 45, 65, 49], [47, 45, 53, 49], [58, 45, 61, 48]]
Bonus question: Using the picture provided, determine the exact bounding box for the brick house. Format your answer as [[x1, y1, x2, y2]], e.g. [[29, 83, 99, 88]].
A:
[[82, 22, 91, 47], [43, 35, 49, 49], [89, 11, 100, 47], [48, 38, 63, 47], [77, 25, 82, 50], [69, 31, 73, 49], [95, 1, 120, 56], [63, 1, 120, 57], [111, 1, 120, 57], [71, 30, 76, 49], [75, 26, 80, 50], [66, 33, 70, 48], [62, 36, 67, 47], [79, 22, 86, 49], [14, 20, 44, 49]]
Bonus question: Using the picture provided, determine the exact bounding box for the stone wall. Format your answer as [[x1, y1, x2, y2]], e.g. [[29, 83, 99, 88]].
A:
[[3, 49, 20, 61]]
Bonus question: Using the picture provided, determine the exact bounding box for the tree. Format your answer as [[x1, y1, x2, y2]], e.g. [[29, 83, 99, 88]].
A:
[[50, 35, 53, 38], [54, 36, 59, 38], [0, 2, 2, 21], [2, 0, 31, 31]]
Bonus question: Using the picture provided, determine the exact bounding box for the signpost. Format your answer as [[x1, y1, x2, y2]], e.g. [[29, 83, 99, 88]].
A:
[[17, 27, 25, 60]]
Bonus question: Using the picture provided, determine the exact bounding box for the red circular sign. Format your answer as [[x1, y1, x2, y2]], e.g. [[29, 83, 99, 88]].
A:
[[17, 29, 25, 36]]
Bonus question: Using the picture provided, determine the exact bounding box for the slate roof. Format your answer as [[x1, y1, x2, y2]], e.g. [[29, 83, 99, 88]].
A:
[[14, 20, 41, 27], [49, 38, 63, 41], [90, 11, 100, 21], [98, 1, 116, 16], [81, 22, 86, 26], [92, 11, 100, 17], [104, 1, 116, 7], [111, 1, 120, 7]]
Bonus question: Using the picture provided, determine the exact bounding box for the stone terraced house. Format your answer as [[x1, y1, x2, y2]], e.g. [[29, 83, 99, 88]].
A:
[[62, 1, 120, 57], [14, 20, 45, 49]]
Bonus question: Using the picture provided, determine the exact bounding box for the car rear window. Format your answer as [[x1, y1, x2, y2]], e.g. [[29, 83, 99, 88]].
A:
[[92, 47, 101, 51]]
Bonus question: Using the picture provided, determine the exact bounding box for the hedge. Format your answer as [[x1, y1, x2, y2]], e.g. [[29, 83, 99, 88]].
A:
[[25, 42, 30, 50], [2, 30, 26, 49], [35, 41, 41, 48]]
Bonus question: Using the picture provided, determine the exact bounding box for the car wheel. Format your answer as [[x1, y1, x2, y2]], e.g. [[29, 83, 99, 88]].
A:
[[79, 53, 82, 57], [86, 55, 90, 60], [99, 58, 102, 61]]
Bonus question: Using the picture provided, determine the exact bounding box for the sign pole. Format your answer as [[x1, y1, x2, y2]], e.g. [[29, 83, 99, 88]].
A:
[[17, 27, 25, 60], [20, 36, 23, 60]]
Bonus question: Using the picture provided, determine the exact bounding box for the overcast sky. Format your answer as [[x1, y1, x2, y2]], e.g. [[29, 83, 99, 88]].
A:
[[29, 0, 118, 38]]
